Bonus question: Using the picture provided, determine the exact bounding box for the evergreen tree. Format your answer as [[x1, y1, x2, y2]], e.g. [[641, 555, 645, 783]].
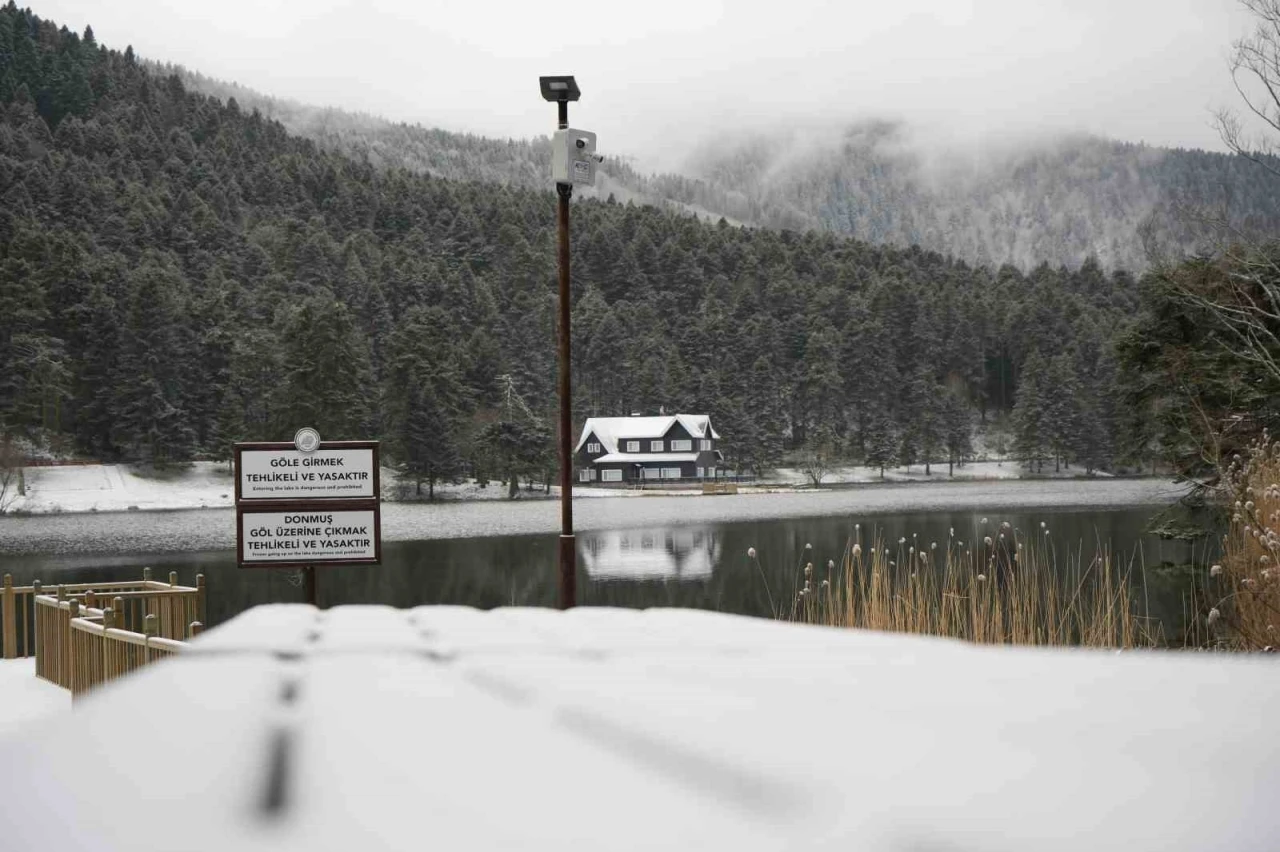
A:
[[1011, 351, 1049, 472]]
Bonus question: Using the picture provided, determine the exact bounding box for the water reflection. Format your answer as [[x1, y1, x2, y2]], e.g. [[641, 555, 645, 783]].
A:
[[5, 506, 1208, 638], [580, 527, 717, 581]]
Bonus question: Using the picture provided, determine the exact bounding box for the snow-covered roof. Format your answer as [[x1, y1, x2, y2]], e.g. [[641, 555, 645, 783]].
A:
[[4, 603, 1279, 850], [594, 452, 699, 464], [575, 414, 720, 454]]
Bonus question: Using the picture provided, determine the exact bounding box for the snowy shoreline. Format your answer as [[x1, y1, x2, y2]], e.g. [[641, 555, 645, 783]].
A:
[[4, 460, 1141, 517]]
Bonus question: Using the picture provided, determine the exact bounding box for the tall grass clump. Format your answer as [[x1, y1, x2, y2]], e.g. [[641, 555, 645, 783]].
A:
[[1201, 434, 1280, 650], [767, 520, 1161, 649]]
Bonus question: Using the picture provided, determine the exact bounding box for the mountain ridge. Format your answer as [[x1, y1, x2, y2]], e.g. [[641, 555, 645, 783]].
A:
[[161, 62, 1280, 272]]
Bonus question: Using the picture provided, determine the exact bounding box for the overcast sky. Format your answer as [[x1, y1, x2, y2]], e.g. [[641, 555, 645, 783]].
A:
[[32, 0, 1255, 171]]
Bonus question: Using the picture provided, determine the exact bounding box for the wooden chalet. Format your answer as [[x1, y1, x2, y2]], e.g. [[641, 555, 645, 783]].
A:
[[574, 414, 723, 485]]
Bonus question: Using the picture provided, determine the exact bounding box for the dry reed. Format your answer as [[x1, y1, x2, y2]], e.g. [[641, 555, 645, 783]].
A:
[[769, 520, 1161, 649], [1204, 434, 1280, 651]]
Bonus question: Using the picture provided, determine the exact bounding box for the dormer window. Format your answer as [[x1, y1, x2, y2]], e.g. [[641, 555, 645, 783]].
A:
[[626, 441, 640, 453], [651, 440, 664, 452], [670, 440, 691, 451], [699, 439, 712, 451], [587, 442, 601, 453]]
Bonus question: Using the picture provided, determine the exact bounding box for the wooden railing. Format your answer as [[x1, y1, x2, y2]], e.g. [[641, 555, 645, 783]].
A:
[[18, 570, 206, 694], [66, 609, 196, 697], [3, 569, 205, 662]]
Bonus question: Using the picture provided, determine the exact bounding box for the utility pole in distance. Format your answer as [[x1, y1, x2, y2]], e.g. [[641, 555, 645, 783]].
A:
[[539, 75, 601, 610]]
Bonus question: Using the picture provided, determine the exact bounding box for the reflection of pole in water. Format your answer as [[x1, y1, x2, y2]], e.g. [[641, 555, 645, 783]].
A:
[[580, 527, 718, 580]]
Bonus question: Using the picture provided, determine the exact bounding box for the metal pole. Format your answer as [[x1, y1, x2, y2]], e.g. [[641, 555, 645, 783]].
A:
[[556, 99, 577, 610]]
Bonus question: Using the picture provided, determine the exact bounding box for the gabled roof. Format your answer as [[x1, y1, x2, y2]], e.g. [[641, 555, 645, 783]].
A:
[[575, 414, 721, 454]]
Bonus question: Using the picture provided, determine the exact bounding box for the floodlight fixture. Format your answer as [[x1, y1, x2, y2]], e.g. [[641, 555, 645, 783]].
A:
[[539, 75, 581, 102]]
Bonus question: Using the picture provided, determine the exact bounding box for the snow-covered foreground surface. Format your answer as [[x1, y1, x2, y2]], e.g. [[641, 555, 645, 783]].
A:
[[0, 477, 1185, 556], [1, 605, 1276, 851], [0, 658, 70, 736]]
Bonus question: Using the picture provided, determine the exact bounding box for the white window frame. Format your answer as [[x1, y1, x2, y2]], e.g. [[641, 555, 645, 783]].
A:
[[626, 441, 640, 453], [670, 439, 691, 452], [661, 467, 681, 479], [699, 439, 712, 451], [697, 467, 705, 478], [642, 468, 662, 480], [601, 469, 622, 482], [650, 440, 664, 452], [707, 467, 717, 479], [587, 442, 601, 453], [579, 469, 591, 482]]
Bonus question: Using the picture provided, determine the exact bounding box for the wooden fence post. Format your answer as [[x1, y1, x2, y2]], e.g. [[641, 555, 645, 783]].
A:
[[190, 621, 204, 637], [2, 574, 15, 660], [142, 567, 152, 583], [169, 571, 177, 588], [144, 613, 157, 664], [113, 596, 125, 632], [68, 600, 79, 693], [195, 574, 206, 633]]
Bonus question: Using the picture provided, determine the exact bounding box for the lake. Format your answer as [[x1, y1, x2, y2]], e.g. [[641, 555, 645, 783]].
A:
[[0, 479, 1209, 638]]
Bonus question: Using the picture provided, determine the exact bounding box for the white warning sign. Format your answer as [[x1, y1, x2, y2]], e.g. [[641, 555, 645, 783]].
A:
[[238, 448, 376, 500], [241, 509, 377, 563]]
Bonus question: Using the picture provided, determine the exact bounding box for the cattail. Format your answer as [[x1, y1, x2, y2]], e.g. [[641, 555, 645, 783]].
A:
[[1211, 564, 1223, 577], [1261, 555, 1271, 565], [852, 544, 862, 558], [981, 517, 988, 525], [805, 563, 813, 579], [983, 536, 993, 547], [930, 542, 937, 550], [1044, 528, 1050, 535], [1208, 608, 1221, 626], [805, 542, 812, 551], [1040, 521, 1046, 529], [827, 559, 835, 570], [919, 551, 927, 563], [1243, 578, 1257, 589], [821, 579, 830, 590], [977, 574, 987, 582], [949, 527, 955, 537]]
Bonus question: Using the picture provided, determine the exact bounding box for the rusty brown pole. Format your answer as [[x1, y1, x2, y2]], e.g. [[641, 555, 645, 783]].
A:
[[305, 566, 318, 609], [555, 98, 577, 610]]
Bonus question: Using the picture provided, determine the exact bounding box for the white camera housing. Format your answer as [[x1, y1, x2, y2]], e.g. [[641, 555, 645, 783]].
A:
[[552, 128, 600, 187]]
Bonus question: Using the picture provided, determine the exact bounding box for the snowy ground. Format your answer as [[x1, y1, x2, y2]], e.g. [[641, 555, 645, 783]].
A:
[[6, 460, 1130, 515], [0, 658, 70, 737], [768, 459, 1113, 486], [0, 604, 1276, 851]]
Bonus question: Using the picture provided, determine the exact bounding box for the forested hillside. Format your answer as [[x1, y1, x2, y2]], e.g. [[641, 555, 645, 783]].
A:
[[168, 67, 1280, 273], [0, 4, 1144, 487]]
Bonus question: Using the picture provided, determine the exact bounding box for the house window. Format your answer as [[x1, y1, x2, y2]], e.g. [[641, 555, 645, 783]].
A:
[[579, 470, 591, 482], [626, 441, 640, 453], [699, 439, 712, 451], [697, 467, 705, 478], [650, 440, 664, 452], [670, 440, 691, 451], [661, 468, 681, 479], [643, 468, 662, 479], [587, 442, 601, 453], [601, 469, 622, 482], [707, 467, 716, 478]]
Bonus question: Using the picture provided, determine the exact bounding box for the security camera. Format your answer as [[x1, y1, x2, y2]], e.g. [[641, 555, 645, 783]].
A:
[[575, 138, 586, 149], [591, 153, 604, 164]]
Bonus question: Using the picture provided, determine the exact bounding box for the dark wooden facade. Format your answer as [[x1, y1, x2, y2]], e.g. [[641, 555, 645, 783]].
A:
[[575, 418, 722, 485]]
